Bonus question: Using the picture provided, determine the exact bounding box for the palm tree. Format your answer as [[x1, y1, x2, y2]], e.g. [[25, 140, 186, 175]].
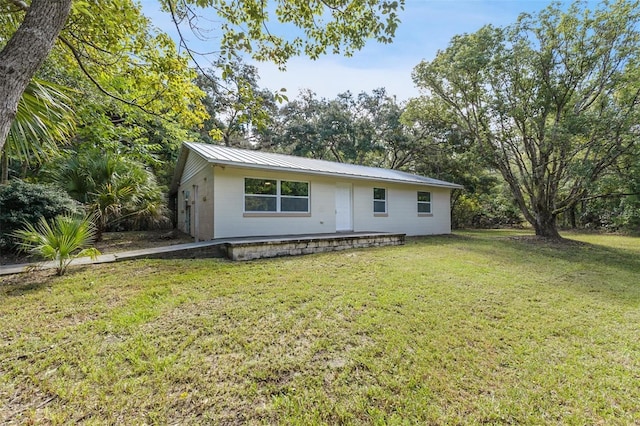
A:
[[2, 78, 74, 183]]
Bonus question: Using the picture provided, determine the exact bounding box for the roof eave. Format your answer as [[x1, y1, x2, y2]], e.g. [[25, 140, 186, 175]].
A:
[[207, 159, 464, 189], [169, 145, 191, 194]]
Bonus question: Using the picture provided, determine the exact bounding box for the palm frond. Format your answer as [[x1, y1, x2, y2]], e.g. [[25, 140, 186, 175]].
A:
[[5, 78, 76, 165], [12, 214, 99, 275]]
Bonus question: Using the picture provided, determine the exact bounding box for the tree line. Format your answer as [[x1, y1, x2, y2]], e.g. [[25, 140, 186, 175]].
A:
[[1, 0, 639, 255]]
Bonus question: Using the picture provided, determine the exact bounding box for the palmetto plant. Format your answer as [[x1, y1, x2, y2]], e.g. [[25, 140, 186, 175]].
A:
[[2, 78, 74, 183], [13, 214, 100, 276], [50, 150, 169, 239]]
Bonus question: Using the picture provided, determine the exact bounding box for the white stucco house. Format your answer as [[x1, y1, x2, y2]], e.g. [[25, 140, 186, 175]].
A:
[[170, 143, 462, 241]]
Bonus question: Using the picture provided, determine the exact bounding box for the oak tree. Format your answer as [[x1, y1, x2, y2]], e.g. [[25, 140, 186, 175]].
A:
[[412, 0, 640, 238]]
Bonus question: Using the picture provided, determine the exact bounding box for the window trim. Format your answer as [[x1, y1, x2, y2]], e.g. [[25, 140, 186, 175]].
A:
[[373, 187, 387, 215], [243, 212, 311, 218], [417, 191, 432, 216], [243, 177, 310, 215]]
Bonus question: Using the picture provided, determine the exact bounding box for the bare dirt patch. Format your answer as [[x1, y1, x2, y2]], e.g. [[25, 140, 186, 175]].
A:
[[0, 230, 193, 266], [94, 229, 194, 253]]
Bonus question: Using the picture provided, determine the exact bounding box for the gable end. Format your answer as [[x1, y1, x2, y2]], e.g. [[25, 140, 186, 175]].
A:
[[181, 151, 208, 184]]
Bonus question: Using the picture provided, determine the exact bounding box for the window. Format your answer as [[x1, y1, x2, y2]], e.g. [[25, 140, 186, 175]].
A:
[[280, 180, 309, 212], [418, 191, 432, 214], [244, 178, 309, 213], [244, 178, 277, 212], [373, 187, 387, 213]]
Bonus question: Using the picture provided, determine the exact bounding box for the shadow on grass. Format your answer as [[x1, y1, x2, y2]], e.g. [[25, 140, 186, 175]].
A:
[[447, 231, 640, 303], [509, 236, 638, 274], [0, 270, 57, 297]]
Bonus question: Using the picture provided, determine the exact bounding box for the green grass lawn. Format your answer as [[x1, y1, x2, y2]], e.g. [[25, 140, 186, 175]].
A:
[[1, 230, 639, 424]]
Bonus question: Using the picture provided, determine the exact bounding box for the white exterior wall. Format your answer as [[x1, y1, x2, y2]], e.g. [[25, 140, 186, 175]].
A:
[[176, 153, 215, 241], [213, 166, 337, 238], [176, 157, 454, 240], [352, 182, 452, 236]]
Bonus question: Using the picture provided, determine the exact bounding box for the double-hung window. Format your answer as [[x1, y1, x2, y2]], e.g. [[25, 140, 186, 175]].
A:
[[417, 191, 432, 214], [244, 178, 309, 213], [373, 187, 387, 214]]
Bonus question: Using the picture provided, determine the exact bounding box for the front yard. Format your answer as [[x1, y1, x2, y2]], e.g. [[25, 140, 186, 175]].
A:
[[1, 230, 639, 424]]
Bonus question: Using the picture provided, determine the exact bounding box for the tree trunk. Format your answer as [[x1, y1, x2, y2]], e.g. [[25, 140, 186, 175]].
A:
[[0, 0, 72, 154], [0, 151, 8, 184], [568, 203, 577, 229], [533, 208, 561, 239]]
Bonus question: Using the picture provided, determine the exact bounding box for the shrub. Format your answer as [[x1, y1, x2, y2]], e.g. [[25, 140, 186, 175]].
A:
[[13, 214, 100, 276], [0, 180, 80, 249], [46, 150, 170, 238], [452, 191, 523, 229]]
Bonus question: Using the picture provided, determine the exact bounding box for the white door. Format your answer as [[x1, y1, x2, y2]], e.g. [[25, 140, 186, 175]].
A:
[[335, 183, 353, 232]]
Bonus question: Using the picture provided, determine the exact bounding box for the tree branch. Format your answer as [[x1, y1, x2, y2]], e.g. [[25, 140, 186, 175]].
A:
[[58, 35, 165, 119], [580, 192, 640, 202], [167, 0, 235, 96], [6, 0, 28, 11]]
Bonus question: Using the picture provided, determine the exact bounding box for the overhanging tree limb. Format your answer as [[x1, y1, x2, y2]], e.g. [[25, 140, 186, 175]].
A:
[[0, 0, 72, 156], [6, 0, 28, 12], [59, 35, 167, 120]]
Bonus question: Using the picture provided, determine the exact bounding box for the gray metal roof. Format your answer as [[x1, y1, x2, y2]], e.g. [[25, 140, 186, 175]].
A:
[[182, 142, 463, 189]]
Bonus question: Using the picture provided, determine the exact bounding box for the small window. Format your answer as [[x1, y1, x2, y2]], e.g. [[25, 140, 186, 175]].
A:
[[373, 187, 387, 213], [418, 191, 431, 214]]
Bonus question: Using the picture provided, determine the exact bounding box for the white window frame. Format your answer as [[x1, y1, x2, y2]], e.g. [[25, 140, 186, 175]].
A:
[[280, 180, 310, 213], [417, 191, 432, 215], [244, 178, 310, 214], [244, 178, 278, 212], [373, 187, 387, 215]]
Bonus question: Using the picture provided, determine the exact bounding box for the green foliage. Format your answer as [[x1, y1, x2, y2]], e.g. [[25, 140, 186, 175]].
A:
[[196, 60, 279, 146], [0, 0, 406, 178], [411, 0, 640, 238], [2, 78, 75, 182], [2, 0, 207, 130], [60, 0, 207, 127], [0, 180, 79, 249], [45, 149, 170, 237], [453, 191, 523, 229], [563, 154, 640, 232], [266, 88, 425, 169], [12, 214, 100, 276], [166, 0, 404, 67], [1, 0, 207, 188]]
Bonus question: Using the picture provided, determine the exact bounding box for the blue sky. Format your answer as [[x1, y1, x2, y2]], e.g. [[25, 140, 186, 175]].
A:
[[141, 1, 588, 101]]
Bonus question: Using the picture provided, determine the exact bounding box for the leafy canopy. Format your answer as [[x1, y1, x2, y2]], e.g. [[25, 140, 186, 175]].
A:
[[411, 0, 640, 238], [1, 0, 207, 133], [165, 0, 404, 66]]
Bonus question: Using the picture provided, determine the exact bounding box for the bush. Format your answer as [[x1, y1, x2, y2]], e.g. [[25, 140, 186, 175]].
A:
[[13, 214, 100, 276], [452, 191, 523, 229], [0, 180, 80, 249], [45, 150, 170, 237]]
